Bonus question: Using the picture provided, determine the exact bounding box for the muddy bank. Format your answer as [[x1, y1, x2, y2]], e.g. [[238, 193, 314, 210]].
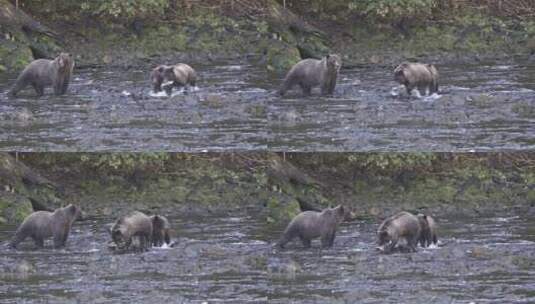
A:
[[1, 153, 533, 225], [2, 1, 535, 76]]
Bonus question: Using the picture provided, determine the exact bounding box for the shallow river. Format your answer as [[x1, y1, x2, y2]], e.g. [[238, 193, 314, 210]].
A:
[[1, 209, 534, 303], [0, 58, 534, 151]]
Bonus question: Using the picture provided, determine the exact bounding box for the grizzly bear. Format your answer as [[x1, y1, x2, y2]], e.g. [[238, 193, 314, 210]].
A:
[[394, 62, 439, 96], [9, 204, 82, 249], [276, 205, 347, 249], [9, 53, 75, 97], [279, 54, 342, 96]]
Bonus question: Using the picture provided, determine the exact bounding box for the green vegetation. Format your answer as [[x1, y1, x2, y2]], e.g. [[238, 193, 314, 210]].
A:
[[0, 152, 530, 226], [1, 0, 533, 74]]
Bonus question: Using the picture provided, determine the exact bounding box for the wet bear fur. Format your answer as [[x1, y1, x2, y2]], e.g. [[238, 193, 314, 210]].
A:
[[150, 215, 171, 247], [9, 204, 82, 249], [151, 63, 197, 95], [417, 214, 438, 247], [377, 211, 421, 254], [110, 211, 153, 252], [9, 52, 75, 97], [279, 54, 342, 96], [394, 62, 439, 96], [276, 205, 347, 249]]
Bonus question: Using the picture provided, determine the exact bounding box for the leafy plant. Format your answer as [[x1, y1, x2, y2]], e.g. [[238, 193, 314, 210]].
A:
[[347, 0, 438, 23]]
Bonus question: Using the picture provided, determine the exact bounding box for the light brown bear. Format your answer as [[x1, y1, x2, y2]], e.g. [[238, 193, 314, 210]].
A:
[[9, 53, 75, 97], [151, 63, 197, 95], [110, 211, 153, 252], [394, 62, 439, 96], [9, 204, 83, 249], [279, 54, 342, 96], [276, 205, 347, 249], [377, 211, 421, 254]]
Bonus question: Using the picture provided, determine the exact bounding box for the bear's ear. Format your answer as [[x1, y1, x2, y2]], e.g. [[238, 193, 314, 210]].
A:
[[157, 66, 165, 73]]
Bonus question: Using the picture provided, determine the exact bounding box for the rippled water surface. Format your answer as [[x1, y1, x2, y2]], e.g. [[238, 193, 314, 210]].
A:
[[1, 209, 534, 303], [1, 59, 534, 151]]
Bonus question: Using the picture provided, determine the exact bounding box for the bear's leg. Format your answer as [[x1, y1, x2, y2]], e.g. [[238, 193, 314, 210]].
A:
[[33, 236, 44, 248], [8, 77, 29, 97], [328, 231, 336, 247], [276, 234, 291, 249], [300, 84, 312, 96], [419, 235, 426, 248], [279, 77, 294, 96], [32, 83, 44, 96], [384, 235, 398, 254], [143, 233, 151, 250], [408, 236, 418, 252], [320, 231, 335, 248], [300, 236, 311, 248], [9, 230, 27, 248], [164, 231, 171, 245], [54, 232, 66, 248], [418, 85, 428, 96], [405, 84, 413, 97]]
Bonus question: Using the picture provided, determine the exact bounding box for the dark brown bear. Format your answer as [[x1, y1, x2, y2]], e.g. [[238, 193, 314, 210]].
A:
[[276, 205, 347, 249], [151, 63, 197, 95], [9, 53, 75, 97], [9, 204, 82, 249], [417, 214, 438, 247], [110, 211, 153, 252], [377, 211, 421, 254], [150, 215, 171, 247], [279, 54, 342, 96], [394, 62, 439, 96]]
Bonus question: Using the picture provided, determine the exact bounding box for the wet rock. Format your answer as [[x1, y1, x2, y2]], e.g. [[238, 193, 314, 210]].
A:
[[200, 94, 223, 108], [267, 257, 301, 280], [15, 260, 35, 278], [512, 102, 535, 118], [469, 246, 489, 259], [466, 94, 495, 108], [369, 55, 382, 64], [1, 259, 36, 280], [245, 104, 266, 118]]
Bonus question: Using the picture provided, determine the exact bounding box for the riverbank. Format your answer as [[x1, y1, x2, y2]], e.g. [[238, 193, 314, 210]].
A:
[[1, 1, 534, 75], [1, 153, 533, 225]]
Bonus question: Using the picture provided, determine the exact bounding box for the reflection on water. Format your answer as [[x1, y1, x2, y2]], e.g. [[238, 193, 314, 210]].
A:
[[1, 210, 534, 303], [0, 59, 534, 151]]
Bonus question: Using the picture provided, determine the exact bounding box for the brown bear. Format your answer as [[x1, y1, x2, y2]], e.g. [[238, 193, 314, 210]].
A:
[[377, 211, 421, 254], [276, 205, 347, 249], [9, 204, 83, 249], [110, 211, 153, 252], [151, 63, 197, 95], [417, 214, 438, 247], [279, 54, 342, 96], [9, 52, 75, 97], [394, 62, 439, 96], [150, 215, 171, 247]]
